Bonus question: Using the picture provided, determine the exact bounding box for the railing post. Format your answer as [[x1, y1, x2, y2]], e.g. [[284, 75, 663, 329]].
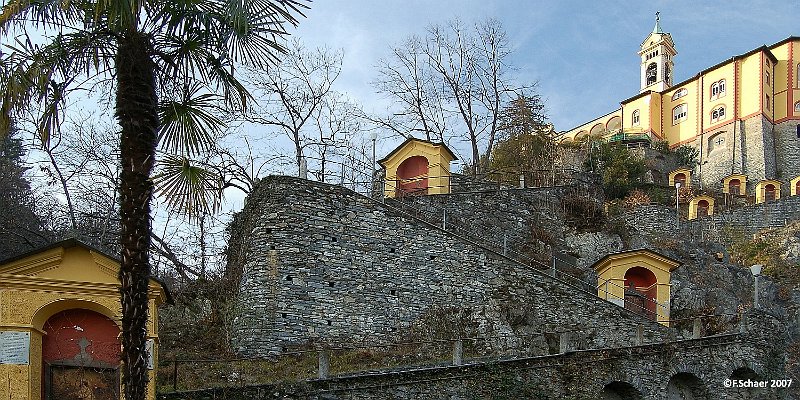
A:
[[635, 325, 644, 346], [318, 350, 330, 379], [519, 174, 525, 188], [442, 209, 447, 230], [559, 332, 571, 353], [172, 355, 178, 391], [692, 317, 702, 339], [452, 340, 463, 366]]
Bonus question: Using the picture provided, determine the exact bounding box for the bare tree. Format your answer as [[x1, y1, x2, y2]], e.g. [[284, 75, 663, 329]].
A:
[[242, 39, 343, 173], [374, 18, 538, 174]]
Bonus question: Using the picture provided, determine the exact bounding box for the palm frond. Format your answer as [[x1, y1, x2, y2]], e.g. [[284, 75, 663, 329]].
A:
[[153, 154, 221, 218], [0, 0, 86, 32], [158, 82, 222, 155]]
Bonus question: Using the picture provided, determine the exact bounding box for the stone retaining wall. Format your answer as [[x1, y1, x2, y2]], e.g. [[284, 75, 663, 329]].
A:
[[229, 176, 666, 357]]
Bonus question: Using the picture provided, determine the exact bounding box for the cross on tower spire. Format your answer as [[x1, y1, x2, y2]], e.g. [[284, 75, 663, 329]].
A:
[[653, 11, 664, 33]]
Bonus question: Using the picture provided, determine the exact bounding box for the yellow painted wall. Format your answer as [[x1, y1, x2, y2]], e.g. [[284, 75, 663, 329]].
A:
[[622, 96, 651, 134], [0, 244, 166, 400], [701, 63, 735, 130], [661, 79, 700, 145], [791, 176, 800, 196], [739, 52, 763, 118], [773, 43, 789, 120]]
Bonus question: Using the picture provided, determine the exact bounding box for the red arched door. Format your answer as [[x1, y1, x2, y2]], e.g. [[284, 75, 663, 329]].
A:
[[728, 179, 741, 195], [623, 267, 658, 320], [764, 184, 776, 201], [43, 309, 120, 400], [697, 200, 709, 217], [674, 173, 686, 188], [396, 156, 429, 196]]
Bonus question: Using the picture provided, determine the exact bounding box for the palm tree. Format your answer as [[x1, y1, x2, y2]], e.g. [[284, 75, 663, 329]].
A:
[[0, 1, 307, 398]]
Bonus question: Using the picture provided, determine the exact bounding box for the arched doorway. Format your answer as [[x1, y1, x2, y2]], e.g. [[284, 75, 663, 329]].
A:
[[396, 156, 429, 196], [43, 309, 120, 400], [727, 367, 765, 400], [674, 173, 687, 188], [728, 178, 741, 195], [764, 184, 776, 202], [623, 267, 658, 320], [696, 200, 709, 218], [599, 381, 644, 400], [796, 180, 800, 196], [667, 372, 709, 399]]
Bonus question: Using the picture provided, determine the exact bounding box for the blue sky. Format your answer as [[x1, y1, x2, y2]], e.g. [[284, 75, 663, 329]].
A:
[[290, 1, 799, 133]]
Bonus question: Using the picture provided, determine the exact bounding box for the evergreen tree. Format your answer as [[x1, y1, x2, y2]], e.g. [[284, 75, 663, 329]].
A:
[[489, 93, 552, 182], [0, 129, 50, 258]]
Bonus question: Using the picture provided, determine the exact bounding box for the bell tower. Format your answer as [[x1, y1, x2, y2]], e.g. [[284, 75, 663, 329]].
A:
[[639, 12, 677, 93]]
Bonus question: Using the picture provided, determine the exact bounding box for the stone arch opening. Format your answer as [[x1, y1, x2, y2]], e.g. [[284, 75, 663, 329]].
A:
[[727, 367, 764, 400], [796, 180, 800, 196], [600, 381, 644, 400], [42, 308, 121, 399], [624, 267, 657, 320], [396, 155, 429, 196], [666, 372, 709, 399], [728, 178, 741, 196], [764, 184, 776, 202], [696, 199, 709, 218]]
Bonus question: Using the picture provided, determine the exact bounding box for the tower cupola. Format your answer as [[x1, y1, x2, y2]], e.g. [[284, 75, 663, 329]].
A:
[[639, 12, 677, 93]]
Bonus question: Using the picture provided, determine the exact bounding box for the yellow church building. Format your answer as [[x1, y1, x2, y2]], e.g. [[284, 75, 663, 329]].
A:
[[560, 16, 800, 190]]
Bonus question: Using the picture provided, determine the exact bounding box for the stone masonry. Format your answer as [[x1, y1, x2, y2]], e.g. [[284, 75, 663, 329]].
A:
[[164, 311, 790, 400], [230, 176, 671, 357]]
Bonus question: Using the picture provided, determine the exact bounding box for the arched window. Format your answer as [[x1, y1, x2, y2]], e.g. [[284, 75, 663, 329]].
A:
[[710, 79, 726, 99], [671, 88, 687, 101], [646, 62, 657, 85], [794, 101, 800, 113], [632, 110, 640, 126], [673, 104, 687, 124], [664, 64, 671, 83], [590, 123, 604, 136], [711, 106, 726, 123]]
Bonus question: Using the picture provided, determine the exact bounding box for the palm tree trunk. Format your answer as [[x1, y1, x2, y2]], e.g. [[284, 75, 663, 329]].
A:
[[115, 31, 158, 400]]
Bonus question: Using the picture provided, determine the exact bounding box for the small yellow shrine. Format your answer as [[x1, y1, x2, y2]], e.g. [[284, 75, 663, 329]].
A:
[[379, 137, 457, 198], [668, 168, 691, 189], [755, 179, 782, 203], [791, 176, 800, 196], [591, 249, 681, 326], [722, 174, 748, 196], [688, 195, 715, 220], [0, 239, 170, 400]]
